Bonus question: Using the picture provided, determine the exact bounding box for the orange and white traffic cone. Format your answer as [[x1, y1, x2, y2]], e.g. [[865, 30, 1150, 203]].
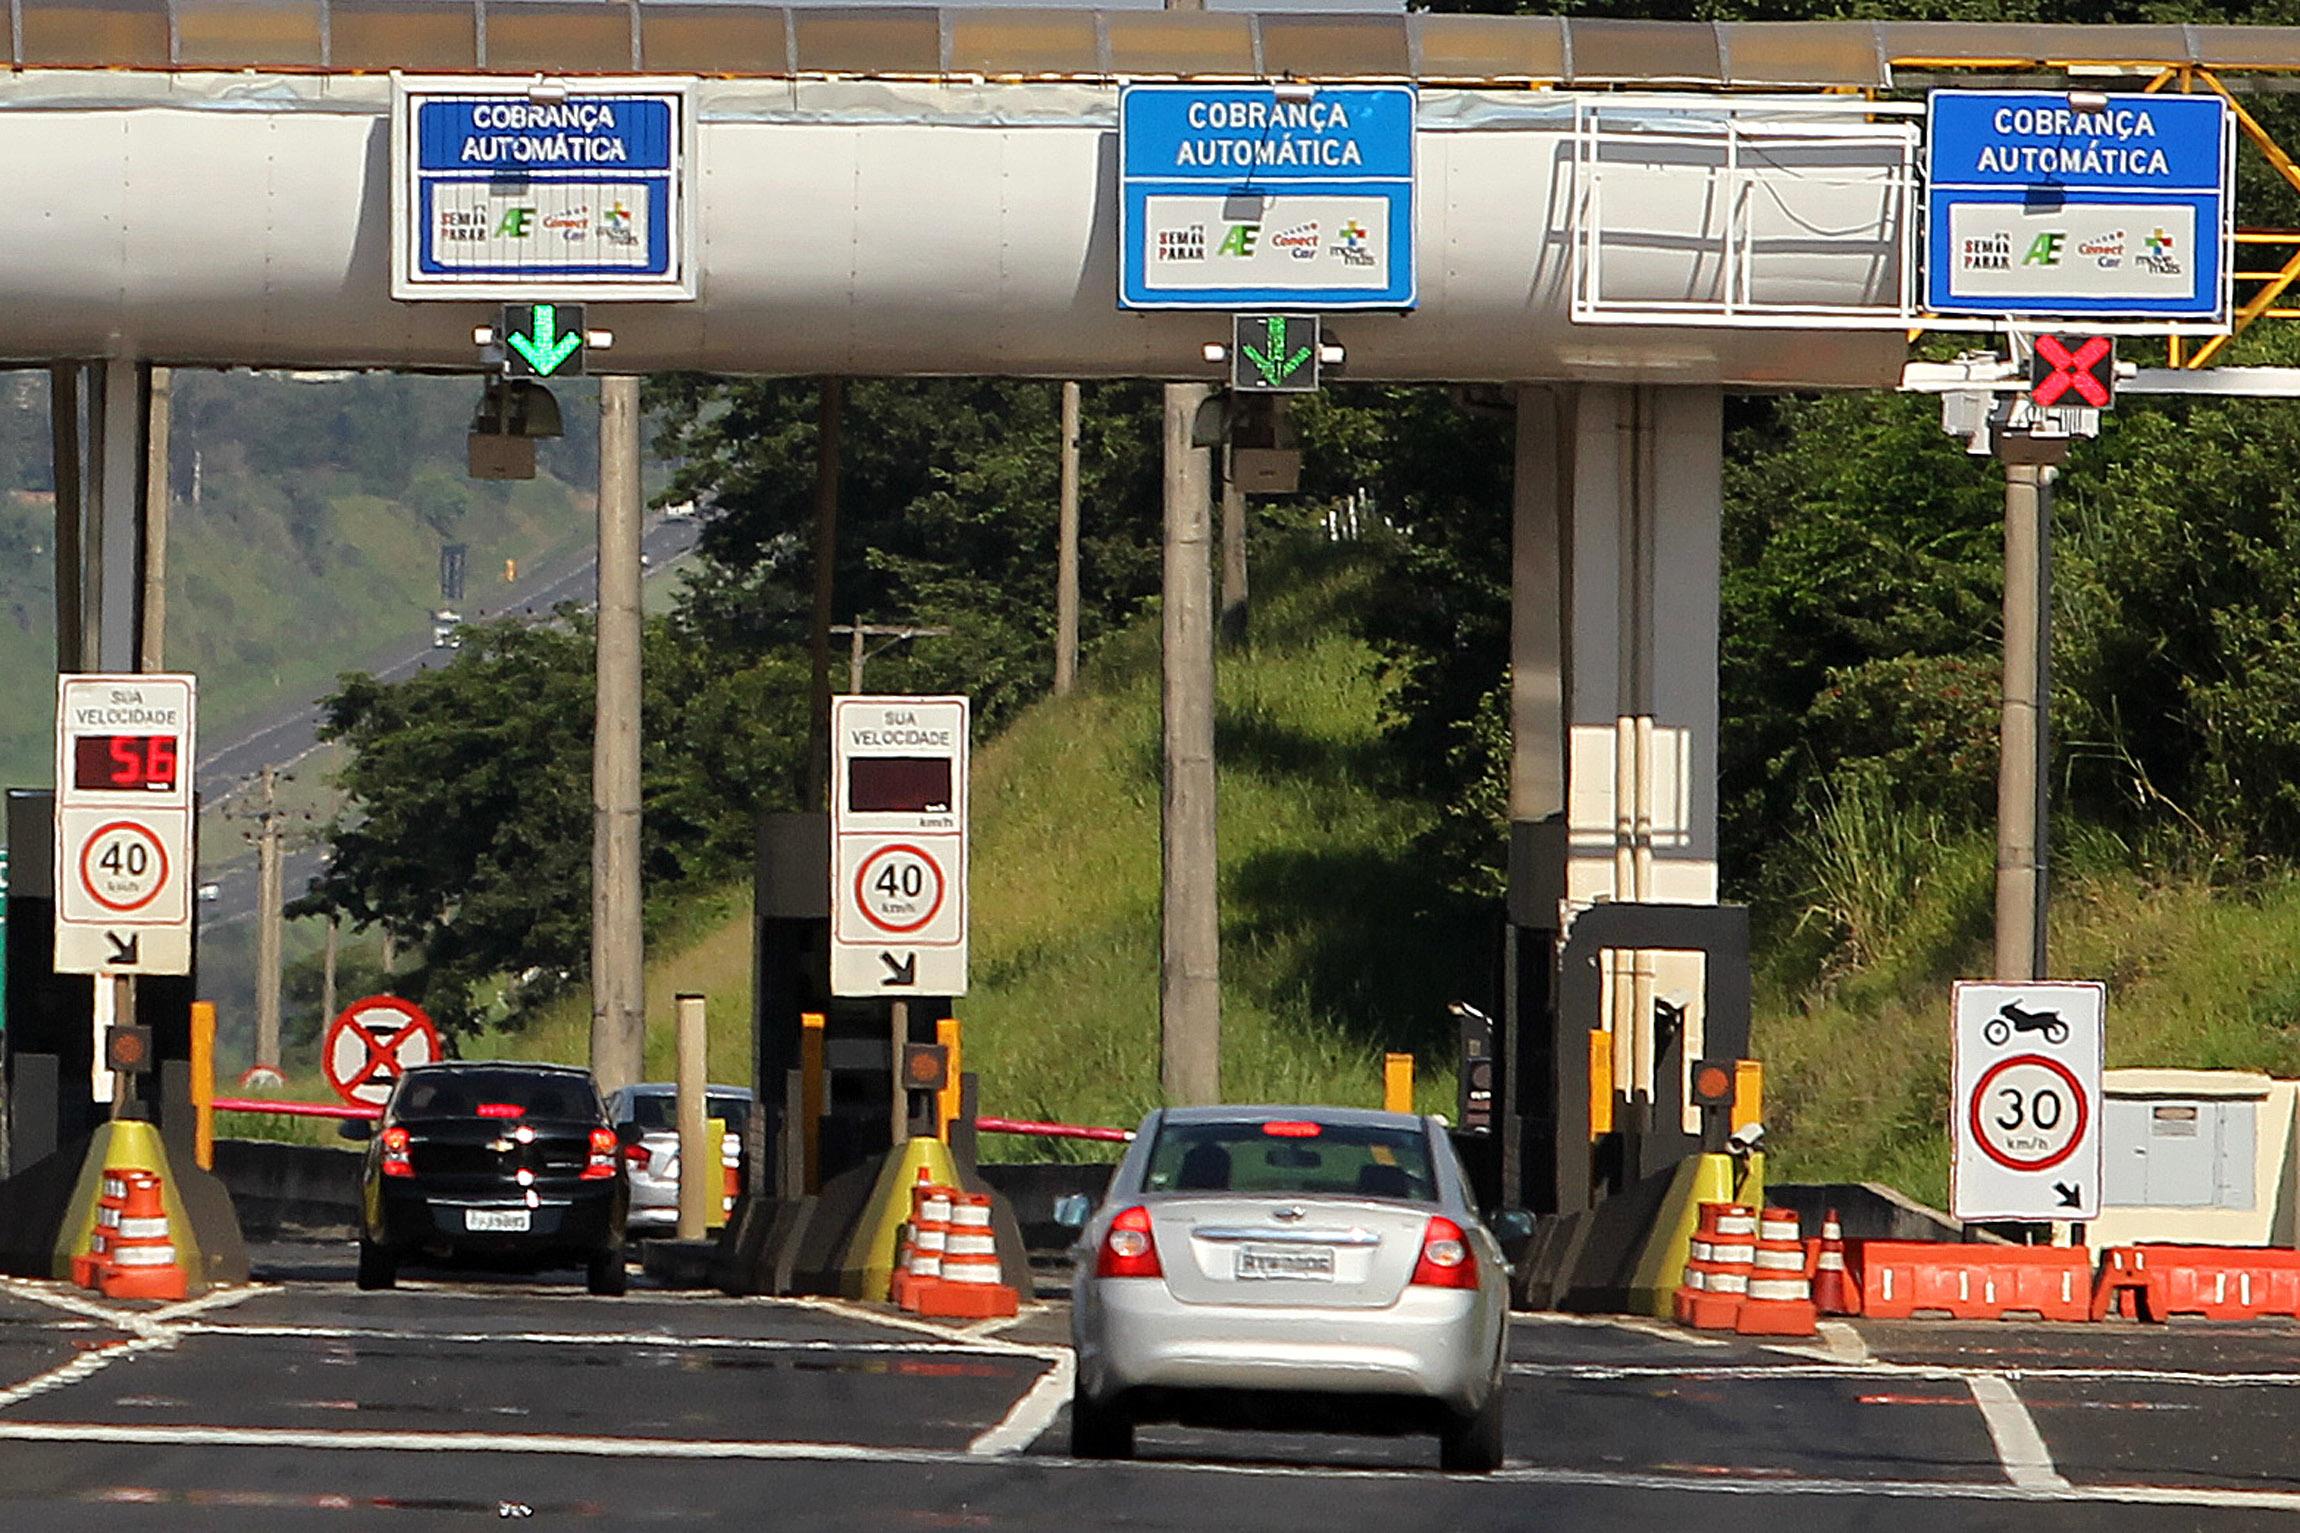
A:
[[1812, 1208, 1857, 1317], [98, 1172, 189, 1302], [1687, 1203, 1753, 1332], [75, 1173, 131, 1289], [889, 1170, 933, 1307], [1735, 1207, 1818, 1337], [916, 1192, 1019, 1320], [899, 1185, 953, 1313]]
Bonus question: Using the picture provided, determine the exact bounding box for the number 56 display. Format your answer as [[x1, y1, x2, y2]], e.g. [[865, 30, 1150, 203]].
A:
[[1950, 981, 2105, 1221]]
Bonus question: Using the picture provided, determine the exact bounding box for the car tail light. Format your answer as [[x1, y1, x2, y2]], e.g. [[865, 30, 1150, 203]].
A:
[[1096, 1205, 1163, 1280], [582, 1127, 619, 1180], [476, 1102, 525, 1119], [622, 1142, 652, 1171], [1410, 1215, 1478, 1289], [380, 1126, 413, 1179]]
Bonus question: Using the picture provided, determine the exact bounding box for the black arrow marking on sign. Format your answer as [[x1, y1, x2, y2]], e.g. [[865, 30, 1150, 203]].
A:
[[2055, 1182, 2083, 1209], [881, 952, 918, 987], [105, 932, 140, 966]]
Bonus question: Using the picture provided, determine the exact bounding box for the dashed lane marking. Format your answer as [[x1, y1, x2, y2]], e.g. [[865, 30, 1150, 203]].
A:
[[1969, 1374, 2071, 1492]]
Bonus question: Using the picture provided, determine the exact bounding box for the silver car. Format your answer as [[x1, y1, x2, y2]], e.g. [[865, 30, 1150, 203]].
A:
[[1064, 1105, 1519, 1473], [602, 1084, 752, 1236]]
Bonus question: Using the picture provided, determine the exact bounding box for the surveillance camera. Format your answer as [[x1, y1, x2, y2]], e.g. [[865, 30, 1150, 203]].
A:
[[1728, 1121, 1766, 1154]]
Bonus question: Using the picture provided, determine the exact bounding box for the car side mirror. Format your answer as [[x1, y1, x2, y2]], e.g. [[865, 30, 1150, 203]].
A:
[[1489, 1208, 1535, 1244], [338, 1118, 375, 1143], [1052, 1193, 1093, 1229], [616, 1120, 645, 1148]]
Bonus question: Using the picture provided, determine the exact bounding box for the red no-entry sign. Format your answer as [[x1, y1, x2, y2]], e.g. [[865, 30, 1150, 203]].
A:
[[323, 995, 442, 1108]]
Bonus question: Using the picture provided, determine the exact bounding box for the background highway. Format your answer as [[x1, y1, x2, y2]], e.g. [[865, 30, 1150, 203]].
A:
[[192, 514, 704, 932], [0, 1251, 2292, 1530]]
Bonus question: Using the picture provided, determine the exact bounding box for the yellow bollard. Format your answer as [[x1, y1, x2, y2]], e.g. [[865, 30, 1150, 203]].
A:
[[800, 1013, 826, 1193], [190, 1001, 216, 1171], [1383, 1053, 1414, 1114], [935, 1017, 963, 1142]]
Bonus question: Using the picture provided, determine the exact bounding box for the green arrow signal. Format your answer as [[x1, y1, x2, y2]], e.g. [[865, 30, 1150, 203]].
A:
[[506, 304, 583, 377], [1241, 316, 1312, 388]]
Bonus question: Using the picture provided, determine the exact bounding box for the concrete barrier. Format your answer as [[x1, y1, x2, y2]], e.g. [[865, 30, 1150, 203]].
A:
[[212, 1139, 362, 1241]]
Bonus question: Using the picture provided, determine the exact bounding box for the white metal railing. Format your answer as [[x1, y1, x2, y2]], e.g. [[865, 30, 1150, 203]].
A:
[[1569, 95, 1927, 331]]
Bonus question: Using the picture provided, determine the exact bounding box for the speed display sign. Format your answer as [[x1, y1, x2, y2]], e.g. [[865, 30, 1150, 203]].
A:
[[1951, 981, 2105, 1221], [830, 696, 969, 997], [54, 674, 197, 976]]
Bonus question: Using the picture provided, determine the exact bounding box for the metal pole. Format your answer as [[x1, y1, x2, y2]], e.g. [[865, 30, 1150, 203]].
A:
[[849, 617, 866, 696], [676, 992, 709, 1241], [49, 364, 83, 673], [590, 376, 646, 1096], [110, 975, 133, 1119], [1219, 447, 1249, 649], [1160, 383, 1220, 1105], [889, 998, 911, 1144], [139, 366, 170, 671], [321, 914, 340, 1028], [1995, 445, 2059, 982], [804, 378, 844, 809], [1055, 381, 1082, 696], [255, 765, 283, 1072]]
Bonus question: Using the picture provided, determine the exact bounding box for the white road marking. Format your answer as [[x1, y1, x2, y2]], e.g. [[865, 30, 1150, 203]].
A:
[[798, 1297, 1065, 1360], [0, 1337, 173, 1412], [0, 1419, 2295, 1513], [1968, 1373, 2071, 1491], [1513, 1311, 1731, 1348], [968, 1348, 1074, 1456], [177, 1323, 1038, 1359], [1508, 1359, 2300, 1387], [150, 1287, 261, 1326]]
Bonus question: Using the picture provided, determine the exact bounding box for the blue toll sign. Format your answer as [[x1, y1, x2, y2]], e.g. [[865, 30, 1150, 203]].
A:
[[1119, 85, 1416, 311], [397, 86, 691, 299], [1925, 92, 2229, 322]]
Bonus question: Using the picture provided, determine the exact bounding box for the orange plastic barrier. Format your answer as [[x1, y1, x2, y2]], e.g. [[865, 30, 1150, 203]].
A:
[[1674, 1202, 1755, 1332], [1852, 1242, 2090, 1322], [2092, 1245, 2300, 1323]]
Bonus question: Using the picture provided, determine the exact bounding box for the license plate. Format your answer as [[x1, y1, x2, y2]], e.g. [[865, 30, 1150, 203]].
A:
[[1236, 1245, 1334, 1281], [465, 1208, 531, 1233]]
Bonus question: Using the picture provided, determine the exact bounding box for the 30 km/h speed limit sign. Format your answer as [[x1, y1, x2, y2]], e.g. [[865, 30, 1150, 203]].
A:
[[1951, 981, 2105, 1221]]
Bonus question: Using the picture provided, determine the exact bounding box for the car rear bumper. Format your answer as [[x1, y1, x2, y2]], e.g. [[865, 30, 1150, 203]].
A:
[[372, 1183, 625, 1260], [1074, 1277, 1500, 1414]]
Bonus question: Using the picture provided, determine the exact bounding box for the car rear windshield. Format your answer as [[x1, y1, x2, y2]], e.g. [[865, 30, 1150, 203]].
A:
[[391, 1069, 602, 1124], [1142, 1119, 1437, 1201], [622, 1094, 752, 1134]]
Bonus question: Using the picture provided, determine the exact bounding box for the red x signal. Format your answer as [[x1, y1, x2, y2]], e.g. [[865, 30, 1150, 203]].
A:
[[2031, 335, 2115, 409]]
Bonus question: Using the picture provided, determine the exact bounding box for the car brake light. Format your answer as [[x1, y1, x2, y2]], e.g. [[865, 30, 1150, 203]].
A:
[[582, 1126, 619, 1180], [1261, 1120, 1322, 1138], [476, 1102, 525, 1119], [380, 1126, 413, 1179], [622, 1142, 651, 1171], [1410, 1215, 1478, 1289], [1096, 1205, 1163, 1279]]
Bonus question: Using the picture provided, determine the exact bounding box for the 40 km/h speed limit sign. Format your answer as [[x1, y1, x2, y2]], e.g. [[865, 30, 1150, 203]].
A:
[[1951, 981, 2105, 1221]]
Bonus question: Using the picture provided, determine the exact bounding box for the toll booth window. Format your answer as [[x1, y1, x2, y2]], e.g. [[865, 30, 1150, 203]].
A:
[[848, 757, 952, 814], [1142, 1121, 1435, 1201]]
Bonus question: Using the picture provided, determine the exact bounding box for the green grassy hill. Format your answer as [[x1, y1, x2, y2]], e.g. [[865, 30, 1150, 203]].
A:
[[488, 537, 1485, 1140]]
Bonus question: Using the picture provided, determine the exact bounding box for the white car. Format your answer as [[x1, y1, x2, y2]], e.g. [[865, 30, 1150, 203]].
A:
[[602, 1083, 752, 1235], [1063, 1105, 1522, 1473]]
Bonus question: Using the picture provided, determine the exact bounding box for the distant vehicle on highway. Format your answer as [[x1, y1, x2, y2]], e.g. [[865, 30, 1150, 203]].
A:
[[603, 1083, 753, 1236], [346, 1061, 634, 1295], [430, 608, 462, 648], [1062, 1105, 1524, 1473], [195, 881, 220, 903]]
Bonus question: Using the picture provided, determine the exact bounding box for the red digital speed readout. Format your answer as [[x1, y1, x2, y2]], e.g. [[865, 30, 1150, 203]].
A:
[[72, 734, 180, 792]]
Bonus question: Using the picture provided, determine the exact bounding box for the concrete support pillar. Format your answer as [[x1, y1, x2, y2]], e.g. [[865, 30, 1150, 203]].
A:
[[49, 364, 85, 673], [590, 376, 646, 1097], [1160, 383, 1220, 1106], [88, 360, 153, 671]]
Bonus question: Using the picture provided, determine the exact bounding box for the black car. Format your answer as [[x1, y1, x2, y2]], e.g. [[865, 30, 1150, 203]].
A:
[[349, 1061, 634, 1295]]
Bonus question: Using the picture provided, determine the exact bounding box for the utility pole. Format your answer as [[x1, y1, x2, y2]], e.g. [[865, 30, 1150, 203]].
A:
[[1160, 383, 1220, 1105], [139, 366, 170, 670], [1219, 446, 1249, 649], [830, 620, 953, 695], [253, 765, 284, 1072], [321, 915, 340, 1029], [804, 379, 844, 808], [590, 376, 646, 1096], [1995, 434, 2061, 982], [1055, 381, 1083, 695]]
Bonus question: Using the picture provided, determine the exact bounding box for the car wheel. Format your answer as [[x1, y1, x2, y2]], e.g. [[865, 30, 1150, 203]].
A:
[[1069, 1385, 1133, 1460], [355, 1239, 396, 1292], [586, 1246, 629, 1297], [1438, 1385, 1505, 1474]]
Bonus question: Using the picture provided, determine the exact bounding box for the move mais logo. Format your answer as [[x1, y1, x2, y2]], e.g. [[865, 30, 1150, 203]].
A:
[[1330, 218, 1375, 268], [2140, 225, 2184, 277]]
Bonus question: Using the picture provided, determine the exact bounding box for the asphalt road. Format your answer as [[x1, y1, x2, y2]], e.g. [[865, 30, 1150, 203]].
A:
[[193, 514, 704, 930], [0, 1252, 2294, 1530]]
